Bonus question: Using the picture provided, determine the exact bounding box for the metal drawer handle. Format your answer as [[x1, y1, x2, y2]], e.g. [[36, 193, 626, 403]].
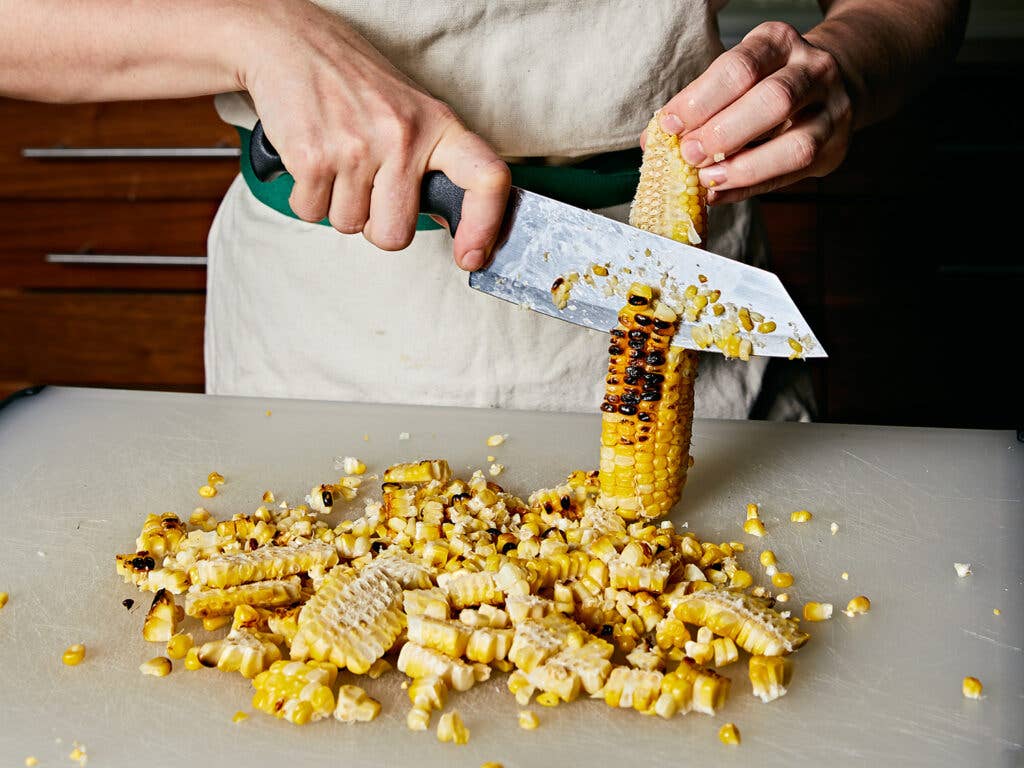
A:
[[22, 147, 240, 159], [46, 254, 207, 266]]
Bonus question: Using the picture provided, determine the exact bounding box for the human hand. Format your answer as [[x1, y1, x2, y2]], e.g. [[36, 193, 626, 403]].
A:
[[241, 0, 509, 269], [653, 22, 852, 205]]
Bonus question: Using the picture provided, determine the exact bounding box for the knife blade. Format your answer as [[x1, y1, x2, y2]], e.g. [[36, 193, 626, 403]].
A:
[[248, 121, 824, 359]]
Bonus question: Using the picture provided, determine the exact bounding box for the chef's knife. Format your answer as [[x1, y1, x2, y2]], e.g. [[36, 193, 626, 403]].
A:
[[250, 121, 825, 358]]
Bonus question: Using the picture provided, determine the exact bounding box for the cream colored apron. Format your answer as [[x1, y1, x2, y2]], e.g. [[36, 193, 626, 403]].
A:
[[207, 0, 813, 419]]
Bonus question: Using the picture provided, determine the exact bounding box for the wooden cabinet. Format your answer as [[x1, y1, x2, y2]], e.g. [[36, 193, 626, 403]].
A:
[[0, 96, 237, 398]]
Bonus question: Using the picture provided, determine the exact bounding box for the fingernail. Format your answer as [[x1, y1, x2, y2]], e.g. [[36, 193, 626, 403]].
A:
[[659, 112, 684, 135], [699, 165, 727, 186], [460, 249, 485, 271], [681, 139, 706, 165]]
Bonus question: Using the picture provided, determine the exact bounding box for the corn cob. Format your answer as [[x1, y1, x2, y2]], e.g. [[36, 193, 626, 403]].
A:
[[383, 460, 452, 485], [406, 614, 473, 658], [459, 604, 510, 629], [670, 587, 809, 656], [197, 628, 284, 678], [184, 576, 302, 619], [444, 571, 503, 609], [397, 641, 476, 692], [189, 543, 337, 588], [608, 556, 671, 593], [142, 589, 183, 642], [251, 660, 337, 725], [403, 587, 451, 620], [748, 655, 788, 703], [598, 666, 663, 713], [290, 564, 404, 674], [508, 614, 587, 672], [654, 657, 730, 717], [525, 639, 614, 702], [373, 549, 435, 589], [334, 685, 381, 723]]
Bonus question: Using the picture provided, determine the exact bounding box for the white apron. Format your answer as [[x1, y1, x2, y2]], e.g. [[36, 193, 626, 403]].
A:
[[207, 0, 814, 419]]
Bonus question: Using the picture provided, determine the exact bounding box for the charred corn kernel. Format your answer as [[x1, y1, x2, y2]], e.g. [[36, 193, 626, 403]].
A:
[[719, 723, 740, 745], [185, 577, 302, 619], [437, 711, 470, 745], [730, 570, 753, 589], [844, 596, 871, 616], [759, 550, 776, 567], [166, 632, 193, 659], [772, 572, 794, 589], [140, 656, 172, 677], [790, 510, 812, 523], [290, 564, 403, 674], [135, 512, 186, 557], [486, 434, 507, 447], [252, 660, 337, 725], [184, 647, 202, 671], [962, 676, 983, 699], [0, 592, 8, 609], [672, 587, 808, 656], [334, 685, 381, 723], [749, 655, 788, 703], [197, 629, 283, 678], [803, 602, 833, 622], [743, 519, 767, 537], [232, 711, 249, 723], [518, 710, 540, 730], [62, 643, 86, 666], [199, 484, 217, 498], [203, 615, 231, 632], [190, 542, 338, 589]]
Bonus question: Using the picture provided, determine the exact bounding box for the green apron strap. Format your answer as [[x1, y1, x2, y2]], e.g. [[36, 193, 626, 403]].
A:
[[236, 126, 640, 231]]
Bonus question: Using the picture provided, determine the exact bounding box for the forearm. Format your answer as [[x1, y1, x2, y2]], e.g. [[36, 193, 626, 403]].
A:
[[0, 0, 254, 103], [808, 0, 968, 130]]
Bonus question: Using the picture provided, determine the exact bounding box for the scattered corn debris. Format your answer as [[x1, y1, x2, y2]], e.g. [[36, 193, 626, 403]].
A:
[[437, 711, 470, 745], [841, 572, 849, 581], [69, 744, 87, 767], [262, 491, 275, 503], [481, 763, 504, 768], [718, 722, 740, 745], [962, 676, 983, 699], [232, 711, 249, 723], [335, 685, 381, 723], [712, 152, 726, 163], [749, 655, 788, 703], [743, 519, 766, 537], [25, 757, 38, 767], [830, 522, 839, 535], [265, 410, 272, 416], [775, 593, 789, 604], [399, 432, 410, 441], [518, 710, 539, 730], [954, 563, 972, 578], [844, 596, 871, 617], [488, 463, 504, 477], [199, 485, 217, 498], [759, 551, 776, 567], [550, 272, 581, 310], [0, 591, 8, 609], [208, 471, 225, 486], [341, 457, 367, 475], [486, 434, 507, 447], [140, 656, 172, 677], [993, 608, 1001, 616], [790, 510, 812, 523], [803, 602, 833, 622], [62, 644, 86, 666], [166, 632, 193, 659], [771, 572, 794, 589]]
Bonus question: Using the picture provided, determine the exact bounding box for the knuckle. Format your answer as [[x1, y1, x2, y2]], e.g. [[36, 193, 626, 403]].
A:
[[338, 136, 370, 169], [329, 213, 365, 235], [760, 76, 800, 115], [473, 157, 512, 194], [757, 20, 799, 47], [367, 226, 414, 252], [723, 49, 761, 93], [789, 131, 821, 170], [287, 143, 328, 179]]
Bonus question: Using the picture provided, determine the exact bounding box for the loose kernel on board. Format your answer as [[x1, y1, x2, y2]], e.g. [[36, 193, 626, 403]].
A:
[[0, 591, 8, 609], [962, 676, 983, 699], [803, 602, 833, 622], [772, 572, 794, 589], [841, 572, 849, 580], [489, 463, 505, 477], [25, 757, 38, 767], [830, 522, 839, 536], [993, 608, 1001, 616], [844, 596, 871, 616], [486, 434, 507, 447], [232, 711, 249, 724], [743, 519, 767, 538], [62, 644, 86, 666], [746, 503, 760, 520], [954, 563, 972, 578], [262, 490, 275, 503], [198, 485, 217, 498], [207, 471, 225, 486], [759, 550, 776, 567], [790, 510, 812, 523], [140, 656, 173, 677], [519, 710, 540, 730], [719, 723, 741, 745]]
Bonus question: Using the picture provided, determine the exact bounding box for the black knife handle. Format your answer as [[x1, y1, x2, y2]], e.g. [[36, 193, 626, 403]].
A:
[[249, 120, 464, 234]]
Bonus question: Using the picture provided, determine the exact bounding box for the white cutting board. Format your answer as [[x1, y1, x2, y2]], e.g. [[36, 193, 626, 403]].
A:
[[0, 387, 1020, 767]]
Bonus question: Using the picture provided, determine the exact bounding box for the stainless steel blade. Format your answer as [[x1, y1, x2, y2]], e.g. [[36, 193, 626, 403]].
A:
[[468, 187, 826, 358]]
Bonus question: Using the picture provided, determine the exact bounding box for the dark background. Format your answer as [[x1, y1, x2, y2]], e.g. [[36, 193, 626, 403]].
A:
[[0, 6, 1020, 429]]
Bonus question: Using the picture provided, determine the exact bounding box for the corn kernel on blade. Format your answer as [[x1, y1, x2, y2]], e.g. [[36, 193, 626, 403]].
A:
[[469, 186, 825, 358]]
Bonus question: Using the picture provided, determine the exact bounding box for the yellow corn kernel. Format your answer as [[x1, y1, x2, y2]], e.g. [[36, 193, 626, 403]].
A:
[[262, 491, 275, 503], [746, 503, 759, 520], [844, 596, 871, 616], [407, 706, 431, 731], [62, 643, 86, 666], [772, 572, 794, 589], [203, 615, 231, 632], [738, 307, 753, 332], [437, 711, 470, 745], [166, 632, 193, 660], [776, 593, 789, 603], [730, 570, 753, 589], [962, 676, 983, 699], [743, 519, 767, 538], [518, 710, 540, 730], [198, 484, 217, 498], [719, 723, 741, 745], [140, 656, 172, 677], [0, 592, 9, 609], [232, 711, 249, 724], [334, 685, 381, 723], [535, 691, 561, 707], [184, 646, 202, 671], [486, 434, 507, 447], [790, 510, 812, 523], [994, 608, 1001, 616], [802, 602, 833, 622], [788, 338, 804, 358], [481, 763, 503, 768], [749, 655, 788, 703], [757, 321, 777, 334], [759, 550, 776, 567], [68, 747, 87, 766], [25, 758, 38, 767], [207, 471, 225, 485], [841, 572, 849, 580], [253, 660, 338, 725]]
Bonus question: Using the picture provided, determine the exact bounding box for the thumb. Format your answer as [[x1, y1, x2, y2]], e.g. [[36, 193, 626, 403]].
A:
[[428, 124, 510, 271]]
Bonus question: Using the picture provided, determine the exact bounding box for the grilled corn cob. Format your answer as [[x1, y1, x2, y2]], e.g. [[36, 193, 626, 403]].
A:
[[142, 589, 183, 642], [252, 660, 337, 725], [748, 655, 788, 703], [136, 513, 186, 557], [184, 577, 302, 619], [334, 685, 381, 723], [670, 587, 809, 656], [291, 564, 404, 674], [197, 628, 284, 678], [189, 543, 337, 588], [115, 552, 189, 594], [373, 549, 435, 589]]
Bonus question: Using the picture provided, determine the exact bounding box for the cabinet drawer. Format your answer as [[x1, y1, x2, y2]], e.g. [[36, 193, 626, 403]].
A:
[[0, 292, 205, 390], [0, 97, 239, 200], [0, 200, 217, 290]]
